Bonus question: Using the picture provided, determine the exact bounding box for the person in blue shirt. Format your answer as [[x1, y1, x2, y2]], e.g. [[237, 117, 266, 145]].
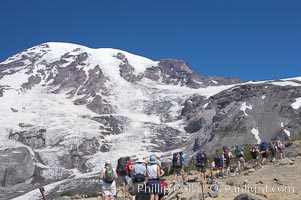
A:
[[172, 152, 187, 184]]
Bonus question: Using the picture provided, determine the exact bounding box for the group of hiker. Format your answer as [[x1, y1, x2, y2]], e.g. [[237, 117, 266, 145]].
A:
[[98, 141, 286, 199], [98, 154, 169, 200], [194, 140, 287, 181]]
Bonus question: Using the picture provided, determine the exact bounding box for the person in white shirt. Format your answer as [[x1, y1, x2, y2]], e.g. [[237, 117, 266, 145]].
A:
[[147, 155, 162, 200], [99, 160, 118, 200]]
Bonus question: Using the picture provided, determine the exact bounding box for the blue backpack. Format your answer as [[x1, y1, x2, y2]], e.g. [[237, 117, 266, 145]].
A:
[[214, 155, 224, 166], [260, 142, 267, 151], [196, 153, 207, 164], [172, 152, 181, 167], [236, 146, 244, 157]]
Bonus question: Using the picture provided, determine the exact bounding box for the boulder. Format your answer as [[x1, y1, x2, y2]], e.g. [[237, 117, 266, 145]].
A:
[[277, 157, 294, 165], [0, 140, 34, 187], [248, 168, 256, 173]]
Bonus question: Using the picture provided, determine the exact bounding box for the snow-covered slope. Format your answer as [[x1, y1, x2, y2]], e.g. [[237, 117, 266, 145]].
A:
[[0, 42, 241, 183]]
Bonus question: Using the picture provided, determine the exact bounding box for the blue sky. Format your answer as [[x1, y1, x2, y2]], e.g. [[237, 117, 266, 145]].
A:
[[0, 0, 300, 81]]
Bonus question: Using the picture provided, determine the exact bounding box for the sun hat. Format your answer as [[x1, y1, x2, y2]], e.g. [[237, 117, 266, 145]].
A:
[[149, 155, 157, 164], [105, 160, 112, 166]]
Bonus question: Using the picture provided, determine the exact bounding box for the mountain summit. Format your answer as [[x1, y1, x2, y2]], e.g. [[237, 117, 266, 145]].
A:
[[0, 42, 300, 199]]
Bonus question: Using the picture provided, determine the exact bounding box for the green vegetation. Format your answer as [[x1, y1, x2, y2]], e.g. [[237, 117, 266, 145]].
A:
[[217, 126, 248, 136], [87, 191, 99, 198], [60, 191, 73, 197], [163, 167, 172, 176], [285, 141, 293, 148]]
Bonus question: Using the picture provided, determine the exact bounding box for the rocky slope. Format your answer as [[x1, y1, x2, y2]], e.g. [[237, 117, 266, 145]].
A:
[[0, 42, 300, 199], [183, 80, 301, 155]]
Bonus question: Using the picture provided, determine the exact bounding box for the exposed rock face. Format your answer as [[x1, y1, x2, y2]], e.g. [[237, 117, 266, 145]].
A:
[[115, 52, 144, 83], [9, 129, 46, 149], [91, 115, 129, 135], [151, 126, 182, 152], [145, 59, 242, 88], [183, 83, 301, 154], [0, 141, 34, 187]]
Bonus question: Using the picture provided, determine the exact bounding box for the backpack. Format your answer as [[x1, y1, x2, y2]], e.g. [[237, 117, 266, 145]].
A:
[[117, 157, 130, 176], [214, 155, 223, 166], [196, 152, 207, 165], [235, 146, 244, 157], [250, 145, 257, 152], [104, 166, 114, 183], [172, 152, 182, 167], [260, 142, 267, 151], [269, 143, 276, 153], [223, 150, 230, 162], [133, 173, 145, 183], [277, 143, 285, 151]]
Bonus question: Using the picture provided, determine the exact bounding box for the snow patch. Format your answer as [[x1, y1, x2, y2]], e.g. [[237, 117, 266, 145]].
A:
[[240, 102, 253, 116], [211, 80, 218, 84], [281, 122, 284, 127], [261, 95, 266, 99], [284, 129, 291, 137], [291, 97, 301, 110], [192, 79, 203, 85], [251, 128, 261, 144], [270, 81, 301, 87]]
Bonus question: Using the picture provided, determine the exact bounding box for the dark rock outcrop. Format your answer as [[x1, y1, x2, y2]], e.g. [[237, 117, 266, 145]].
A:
[[0, 143, 34, 187]]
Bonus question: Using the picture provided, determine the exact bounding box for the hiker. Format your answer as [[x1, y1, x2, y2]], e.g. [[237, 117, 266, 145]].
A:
[[147, 155, 163, 200], [130, 158, 147, 200], [268, 141, 277, 161], [99, 160, 118, 200], [250, 145, 260, 160], [116, 157, 132, 198], [260, 141, 268, 165], [172, 151, 187, 183], [276, 140, 286, 159], [223, 146, 234, 176], [214, 150, 224, 177], [195, 151, 208, 181], [235, 145, 245, 173]]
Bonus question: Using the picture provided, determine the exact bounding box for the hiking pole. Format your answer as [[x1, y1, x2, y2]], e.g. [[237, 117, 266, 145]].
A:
[[39, 186, 46, 200]]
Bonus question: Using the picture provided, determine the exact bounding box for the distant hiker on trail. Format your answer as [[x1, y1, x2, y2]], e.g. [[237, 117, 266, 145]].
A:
[[260, 141, 268, 165], [276, 140, 286, 159], [172, 151, 187, 184], [214, 150, 224, 177], [130, 158, 147, 200], [223, 146, 234, 176], [235, 145, 245, 173], [116, 157, 132, 198], [250, 144, 260, 167], [195, 150, 208, 181], [250, 145, 260, 160], [147, 155, 163, 200], [269, 141, 277, 160], [99, 160, 118, 200]]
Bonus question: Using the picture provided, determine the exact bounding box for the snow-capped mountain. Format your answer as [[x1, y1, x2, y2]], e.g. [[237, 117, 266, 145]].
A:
[[0, 42, 300, 199]]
